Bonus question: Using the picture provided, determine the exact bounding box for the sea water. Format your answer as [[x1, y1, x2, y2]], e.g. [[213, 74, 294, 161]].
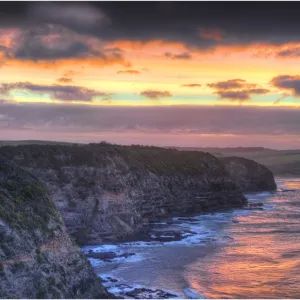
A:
[[82, 177, 300, 299]]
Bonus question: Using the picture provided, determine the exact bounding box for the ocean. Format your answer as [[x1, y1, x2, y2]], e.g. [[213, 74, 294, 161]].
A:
[[82, 177, 300, 299]]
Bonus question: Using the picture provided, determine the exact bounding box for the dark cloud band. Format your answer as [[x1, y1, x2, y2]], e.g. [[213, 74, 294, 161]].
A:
[[0, 103, 299, 136]]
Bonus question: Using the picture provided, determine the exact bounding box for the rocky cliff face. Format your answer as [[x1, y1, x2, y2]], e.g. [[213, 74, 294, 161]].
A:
[[0, 157, 109, 299], [221, 156, 277, 192], [0, 143, 247, 244]]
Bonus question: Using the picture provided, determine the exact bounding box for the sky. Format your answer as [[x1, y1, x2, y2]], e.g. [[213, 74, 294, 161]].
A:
[[0, 1, 300, 149]]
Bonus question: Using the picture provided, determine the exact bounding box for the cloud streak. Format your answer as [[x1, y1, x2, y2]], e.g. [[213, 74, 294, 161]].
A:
[[276, 47, 300, 58], [207, 79, 257, 90], [0, 82, 112, 102], [215, 89, 270, 102], [56, 70, 76, 84], [164, 52, 192, 60], [140, 90, 172, 99], [273, 93, 288, 105], [181, 84, 202, 88], [117, 69, 141, 75], [57, 77, 73, 84]]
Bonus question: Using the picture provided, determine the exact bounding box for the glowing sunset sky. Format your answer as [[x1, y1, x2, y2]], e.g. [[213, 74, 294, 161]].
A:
[[0, 1, 300, 148]]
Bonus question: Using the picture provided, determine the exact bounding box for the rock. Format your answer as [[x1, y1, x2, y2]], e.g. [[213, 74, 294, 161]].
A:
[[177, 217, 199, 222], [249, 202, 264, 207], [102, 276, 119, 284], [150, 231, 184, 242], [221, 156, 277, 192], [0, 143, 247, 244], [107, 277, 118, 283], [0, 157, 110, 299], [86, 251, 135, 262], [115, 283, 132, 290], [119, 252, 135, 259], [86, 251, 117, 260], [166, 219, 175, 225], [245, 203, 264, 210], [125, 288, 178, 299]]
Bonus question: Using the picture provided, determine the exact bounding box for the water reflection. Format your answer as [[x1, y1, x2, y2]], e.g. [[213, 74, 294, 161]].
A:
[[185, 178, 300, 298], [284, 180, 300, 190]]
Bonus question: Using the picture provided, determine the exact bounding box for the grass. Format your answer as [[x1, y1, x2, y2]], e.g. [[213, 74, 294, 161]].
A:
[[0, 157, 63, 236], [0, 142, 225, 177], [2, 140, 298, 175], [0, 140, 79, 147]]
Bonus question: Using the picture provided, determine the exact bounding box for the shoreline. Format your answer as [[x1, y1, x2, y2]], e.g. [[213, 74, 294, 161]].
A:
[[81, 189, 277, 299]]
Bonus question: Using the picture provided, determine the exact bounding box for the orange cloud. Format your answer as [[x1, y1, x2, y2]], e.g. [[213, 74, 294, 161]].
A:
[[117, 69, 141, 75], [56, 70, 76, 83], [276, 46, 300, 58], [181, 84, 202, 88], [57, 77, 73, 84]]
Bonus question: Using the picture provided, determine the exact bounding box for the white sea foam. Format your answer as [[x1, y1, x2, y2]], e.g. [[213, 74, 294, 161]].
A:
[[82, 244, 119, 253], [87, 258, 105, 267], [122, 241, 163, 247], [107, 282, 180, 299], [107, 284, 137, 295], [121, 253, 144, 263], [184, 287, 206, 299]]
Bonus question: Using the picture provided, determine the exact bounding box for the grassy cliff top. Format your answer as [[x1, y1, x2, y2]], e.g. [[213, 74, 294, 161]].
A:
[[0, 157, 62, 237], [0, 140, 78, 147], [0, 142, 226, 176]]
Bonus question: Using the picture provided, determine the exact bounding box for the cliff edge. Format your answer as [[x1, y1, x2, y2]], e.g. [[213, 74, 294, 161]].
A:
[[221, 156, 277, 192], [0, 157, 109, 298], [0, 143, 247, 244]]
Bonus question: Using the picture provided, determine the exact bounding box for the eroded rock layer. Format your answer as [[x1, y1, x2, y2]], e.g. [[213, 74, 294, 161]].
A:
[[0, 143, 247, 244], [0, 157, 109, 299], [221, 156, 277, 192]]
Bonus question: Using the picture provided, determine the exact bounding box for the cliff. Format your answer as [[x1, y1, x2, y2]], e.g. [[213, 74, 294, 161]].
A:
[[0, 143, 247, 244], [220, 156, 277, 192], [0, 157, 109, 298], [178, 147, 300, 176]]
